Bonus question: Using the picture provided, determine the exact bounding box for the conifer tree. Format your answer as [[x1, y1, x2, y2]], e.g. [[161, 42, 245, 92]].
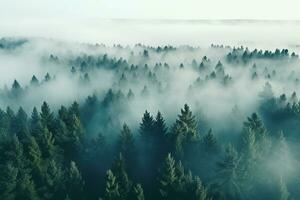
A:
[[202, 129, 219, 154], [66, 161, 85, 200], [30, 107, 43, 138], [118, 123, 135, 172], [0, 163, 17, 200], [11, 79, 22, 98], [140, 111, 154, 137], [30, 75, 39, 86], [28, 136, 43, 186], [40, 102, 54, 132], [39, 128, 56, 159], [151, 111, 169, 172], [159, 153, 177, 198], [130, 184, 145, 200], [169, 104, 198, 158], [213, 144, 242, 200], [16, 173, 40, 200], [112, 153, 131, 198], [44, 159, 64, 200], [104, 170, 120, 200]]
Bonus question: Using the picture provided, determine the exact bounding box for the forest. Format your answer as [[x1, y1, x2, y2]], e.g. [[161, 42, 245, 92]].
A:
[[0, 37, 300, 200]]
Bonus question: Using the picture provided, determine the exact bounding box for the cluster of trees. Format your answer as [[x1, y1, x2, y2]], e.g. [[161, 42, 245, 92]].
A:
[[0, 38, 28, 50], [227, 46, 299, 64], [0, 100, 296, 200]]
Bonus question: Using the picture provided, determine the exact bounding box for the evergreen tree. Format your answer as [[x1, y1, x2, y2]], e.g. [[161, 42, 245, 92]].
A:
[[44, 159, 64, 200], [159, 153, 177, 198], [14, 107, 30, 143], [130, 184, 145, 200], [243, 113, 269, 158], [118, 123, 135, 173], [140, 111, 154, 137], [30, 107, 43, 138], [16, 173, 39, 200], [104, 170, 121, 200], [28, 136, 43, 186], [169, 104, 199, 158], [30, 75, 39, 86], [152, 111, 169, 171], [112, 153, 131, 198], [212, 144, 242, 200], [39, 128, 56, 159], [11, 79, 22, 98], [40, 102, 54, 132], [202, 129, 219, 154], [0, 163, 17, 200], [66, 161, 85, 200]]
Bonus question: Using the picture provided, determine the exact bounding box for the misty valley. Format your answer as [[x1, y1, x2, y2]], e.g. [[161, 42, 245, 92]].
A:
[[1, 37, 300, 200]]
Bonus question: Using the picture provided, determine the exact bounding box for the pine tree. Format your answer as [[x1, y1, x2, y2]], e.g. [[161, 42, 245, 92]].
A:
[[6, 135, 24, 168], [30, 107, 44, 146], [140, 111, 154, 137], [40, 102, 54, 132], [11, 79, 22, 98], [130, 184, 145, 200], [16, 173, 39, 200], [30, 75, 39, 86], [14, 107, 30, 142], [44, 159, 64, 200], [213, 144, 242, 200], [28, 136, 43, 186], [202, 129, 219, 154], [153, 111, 168, 164], [159, 153, 177, 198], [112, 153, 131, 198], [69, 101, 80, 118], [0, 163, 17, 200], [169, 104, 199, 158], [66, 161, 85, 200], [104, 170, 121, 200], [7, 106, 16, 135], [118, 123, 135, 173], [240, 128, 257, 181], [243, 113, 270, 158], [39, 128, 56, 159], [192, 177, 209, 200]]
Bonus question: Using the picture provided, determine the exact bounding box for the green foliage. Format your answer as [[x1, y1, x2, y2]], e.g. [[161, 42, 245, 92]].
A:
[[104, 170, 121, 200], [0, 163, 18, 200], [66, 161, 85, 200]]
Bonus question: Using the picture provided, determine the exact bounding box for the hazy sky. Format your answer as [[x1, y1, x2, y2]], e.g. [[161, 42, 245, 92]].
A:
[[1, 0, 300, 20]]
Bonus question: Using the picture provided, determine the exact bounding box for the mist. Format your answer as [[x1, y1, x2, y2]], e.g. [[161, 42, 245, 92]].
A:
[[1, 20, 300, 200]]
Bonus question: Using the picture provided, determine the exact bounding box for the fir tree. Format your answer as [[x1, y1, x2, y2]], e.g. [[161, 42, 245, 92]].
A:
[[0, 163, 17, 200], [66, 161, 85, 200], [130, 184, 145, 200], [40, 102, 54, 132], [118, 123, 135, 173], [112, 153, 131, 198], [159, 153, 177, 198], [30, 75, 39, 86], [104, 170, 121, 200]]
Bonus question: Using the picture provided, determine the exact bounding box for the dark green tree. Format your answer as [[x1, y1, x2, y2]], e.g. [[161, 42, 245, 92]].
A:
[[103, 170, 121, 200], [0, 163, 17, 200], [66, 161, 85, 200]]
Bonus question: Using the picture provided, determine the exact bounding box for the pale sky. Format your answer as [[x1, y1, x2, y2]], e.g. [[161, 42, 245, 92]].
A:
[[0, 0, 300, 21]]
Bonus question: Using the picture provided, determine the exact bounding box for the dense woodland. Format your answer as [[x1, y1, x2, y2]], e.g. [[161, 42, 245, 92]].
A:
[[0, 38, 300, 200]]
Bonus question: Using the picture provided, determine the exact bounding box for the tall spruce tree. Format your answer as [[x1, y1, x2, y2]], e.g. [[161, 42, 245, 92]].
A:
[[104, 170, 121, 200], [66, 161, 85, 200]]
